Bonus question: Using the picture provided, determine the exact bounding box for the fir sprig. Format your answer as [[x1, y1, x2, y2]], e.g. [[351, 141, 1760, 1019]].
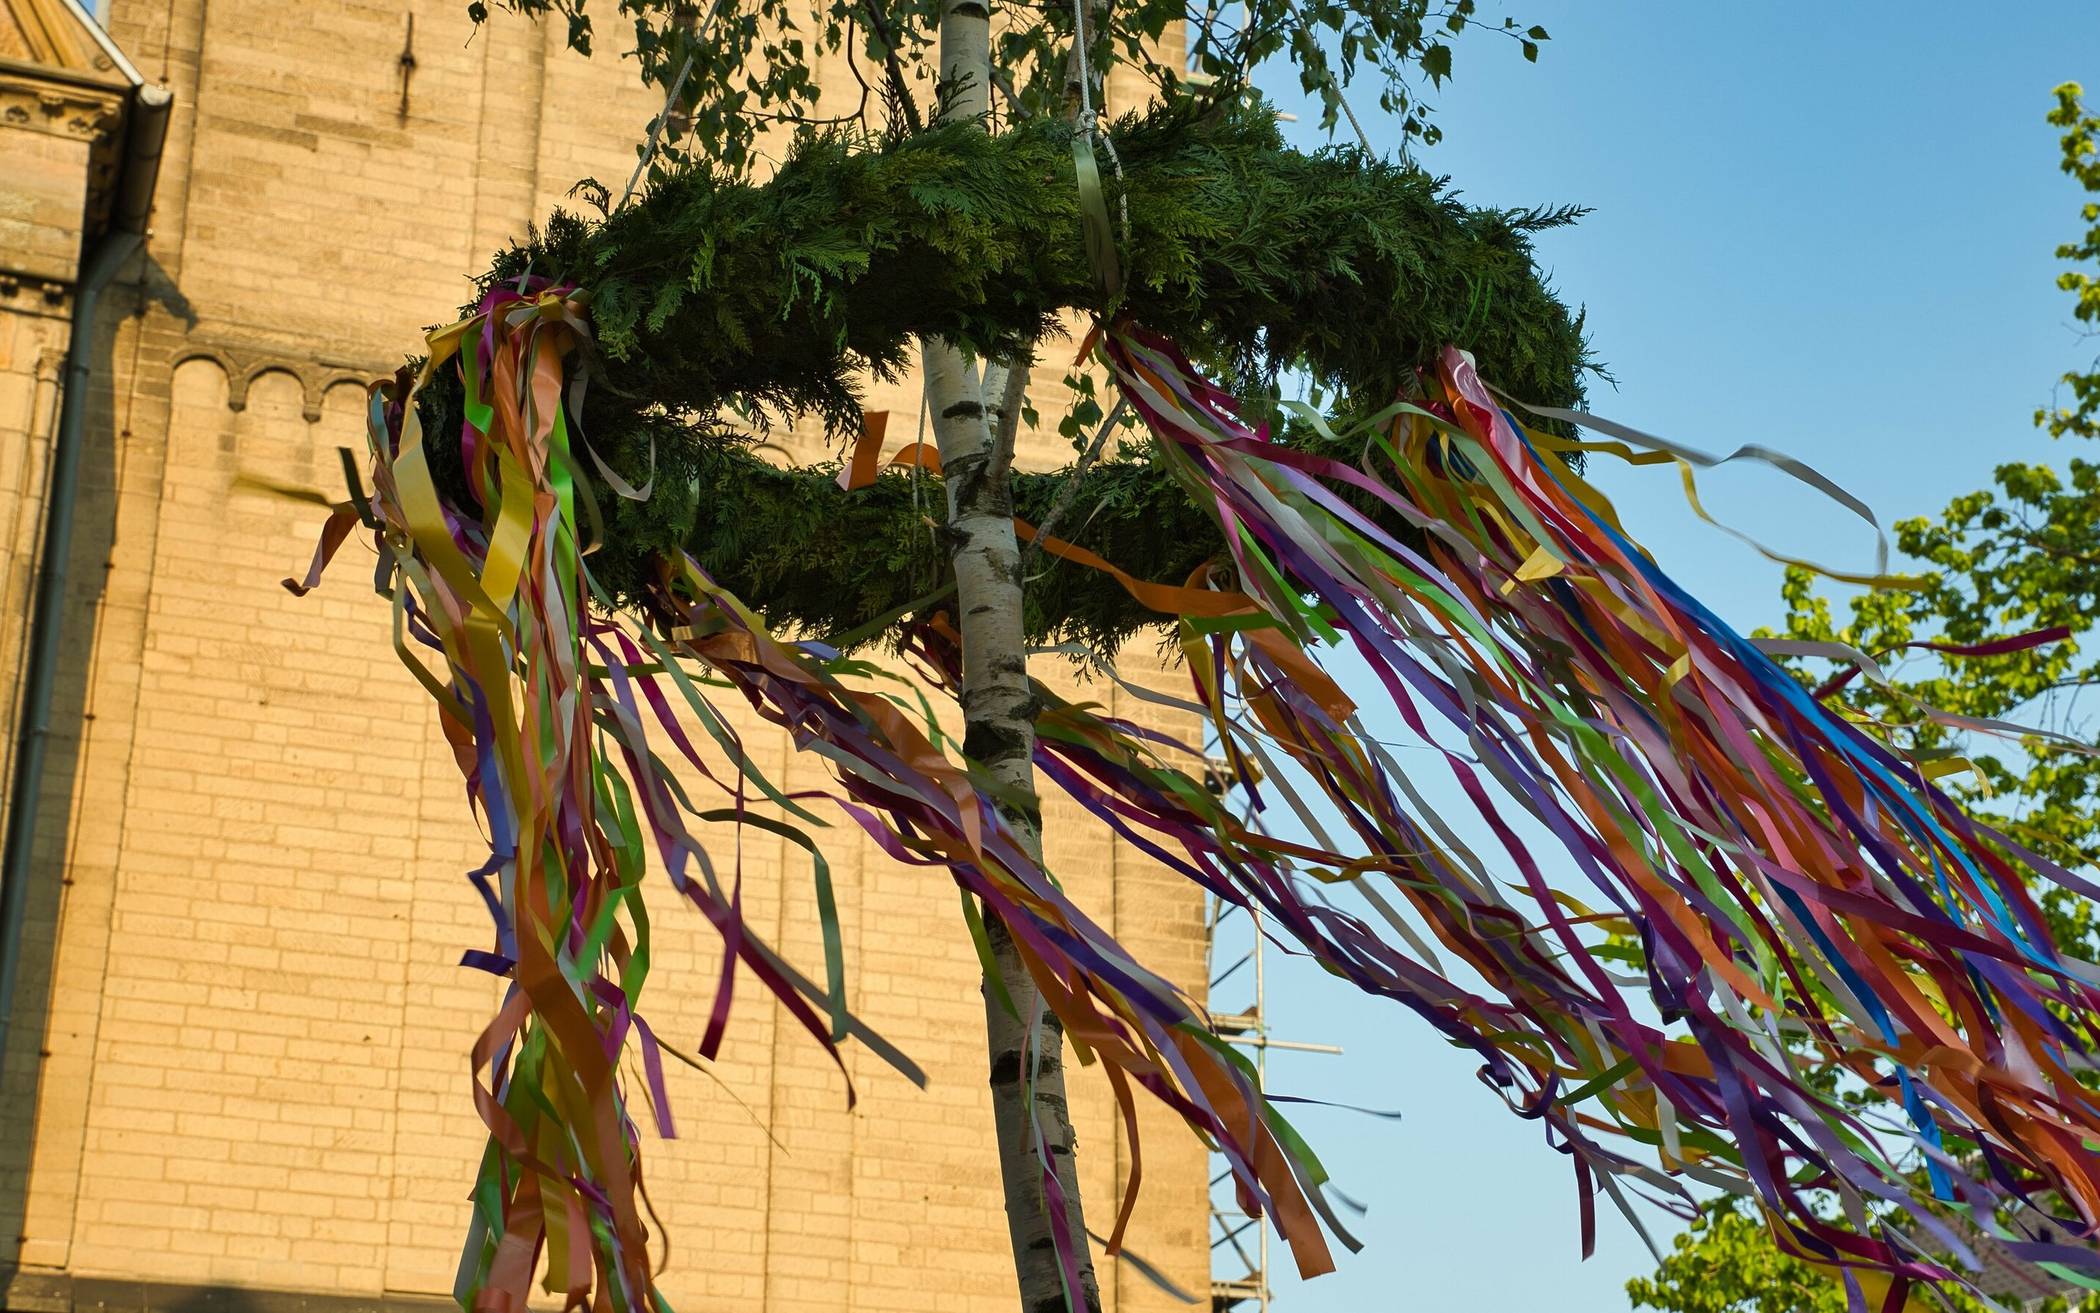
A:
[[424, 98, 1594, 633]]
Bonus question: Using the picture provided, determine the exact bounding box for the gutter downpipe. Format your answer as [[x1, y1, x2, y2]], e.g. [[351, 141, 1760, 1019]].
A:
[[0, 82, 173, 1063]]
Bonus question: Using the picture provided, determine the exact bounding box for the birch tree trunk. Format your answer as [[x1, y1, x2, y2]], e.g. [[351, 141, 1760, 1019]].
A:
[[925, 1, 1102, 1307]]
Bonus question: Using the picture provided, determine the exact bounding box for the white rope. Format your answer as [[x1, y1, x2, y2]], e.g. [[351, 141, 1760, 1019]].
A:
[[1070, 0, 1095, 124], [1023, 395, 1127, 571], [1278, 0, 1374, 156], [1068, 0, 1130, 246], [618, 0, 731, 210]]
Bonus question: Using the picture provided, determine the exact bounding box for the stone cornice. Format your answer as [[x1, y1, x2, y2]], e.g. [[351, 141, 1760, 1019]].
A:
[[0, 269, 71, 315], [0, 62, 120, 140]]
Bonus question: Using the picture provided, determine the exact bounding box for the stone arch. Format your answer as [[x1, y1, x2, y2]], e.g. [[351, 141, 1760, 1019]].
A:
[[319, 371, 376, 402], [167, 342, 391, 421], [318, 374, 374, 427], [238, 363, 309, 418], [168, 348, 237, 407]]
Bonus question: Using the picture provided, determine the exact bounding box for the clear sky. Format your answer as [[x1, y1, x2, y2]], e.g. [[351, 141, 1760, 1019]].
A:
[[1223, 4, 2100, 1310]]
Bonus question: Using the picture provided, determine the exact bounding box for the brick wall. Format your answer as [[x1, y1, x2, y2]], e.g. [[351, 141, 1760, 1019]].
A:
[[0, 4, 1210, 1309]]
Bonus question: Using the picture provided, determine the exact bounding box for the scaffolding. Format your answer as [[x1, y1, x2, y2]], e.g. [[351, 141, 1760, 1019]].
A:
[[1204, 891, 1340, 1313]]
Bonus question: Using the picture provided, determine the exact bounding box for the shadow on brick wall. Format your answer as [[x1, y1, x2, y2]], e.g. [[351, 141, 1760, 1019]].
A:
[[0, 1272, 459, 1313], [0, 285, 138, 1274]]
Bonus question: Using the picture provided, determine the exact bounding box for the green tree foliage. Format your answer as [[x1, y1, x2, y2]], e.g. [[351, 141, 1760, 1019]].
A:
[[2041, 83, 2100, 440], [478, 0, 1548, 177], [1629, 1208, 1883, 1313], [1628, 83, 2100, 1313]]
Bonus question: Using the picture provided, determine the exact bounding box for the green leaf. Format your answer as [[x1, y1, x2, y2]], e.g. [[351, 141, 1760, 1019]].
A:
[[1421, 41, 1452, 84]]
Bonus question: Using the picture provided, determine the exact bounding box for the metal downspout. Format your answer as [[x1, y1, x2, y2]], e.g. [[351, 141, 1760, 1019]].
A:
[[0, 82, 173, 1061]]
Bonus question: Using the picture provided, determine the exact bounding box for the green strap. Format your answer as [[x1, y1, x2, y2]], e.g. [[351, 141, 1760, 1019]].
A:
[[1073, 133, 1122, 298]]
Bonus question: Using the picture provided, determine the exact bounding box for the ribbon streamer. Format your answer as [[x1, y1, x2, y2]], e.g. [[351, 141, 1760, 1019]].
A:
[[302, 290, 2100, 1313]]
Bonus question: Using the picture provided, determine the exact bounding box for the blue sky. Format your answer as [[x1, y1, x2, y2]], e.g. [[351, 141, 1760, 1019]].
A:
[[1225, 4, 2099, 1310]]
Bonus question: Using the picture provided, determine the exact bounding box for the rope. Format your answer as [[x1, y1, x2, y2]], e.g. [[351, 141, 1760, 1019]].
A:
[[1023, 396, 1127, 571], [1278, 0, 1375, 156], [1068, 0, 1130, 248], [618, 0, 731, 210]]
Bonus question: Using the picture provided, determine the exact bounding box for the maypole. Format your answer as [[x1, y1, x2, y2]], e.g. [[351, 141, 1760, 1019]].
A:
[[290, 92, 2100, 1313]]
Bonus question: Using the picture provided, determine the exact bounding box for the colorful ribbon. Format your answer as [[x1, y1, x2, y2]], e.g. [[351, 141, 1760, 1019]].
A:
[[299, 289, 2100, 1313]]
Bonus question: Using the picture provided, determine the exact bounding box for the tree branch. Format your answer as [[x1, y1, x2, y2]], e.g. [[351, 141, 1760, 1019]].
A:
[[860, 0, 926, 134], [988, 347, 1033, 480]]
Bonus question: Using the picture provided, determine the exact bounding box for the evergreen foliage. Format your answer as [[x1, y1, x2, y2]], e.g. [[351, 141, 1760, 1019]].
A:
[[421, 98, 1590, 632], [665, 436, 1338, 650], [484, 99, 1589, 426]]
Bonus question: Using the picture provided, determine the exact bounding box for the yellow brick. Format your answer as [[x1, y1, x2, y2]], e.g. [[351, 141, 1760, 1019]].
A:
[[1, 3, 1206, 1308]]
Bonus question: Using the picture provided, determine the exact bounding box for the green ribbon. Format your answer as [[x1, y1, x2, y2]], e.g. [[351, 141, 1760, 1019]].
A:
[[1072, 132, 1122, 298]]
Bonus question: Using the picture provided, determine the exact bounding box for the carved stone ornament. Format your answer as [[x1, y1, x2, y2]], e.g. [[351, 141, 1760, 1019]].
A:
[[0, 68, 120, 140], [172, 339, 387, 423]]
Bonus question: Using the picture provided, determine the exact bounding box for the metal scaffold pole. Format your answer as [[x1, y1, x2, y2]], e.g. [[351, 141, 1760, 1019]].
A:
[[1202, 749, 1341, 1312]]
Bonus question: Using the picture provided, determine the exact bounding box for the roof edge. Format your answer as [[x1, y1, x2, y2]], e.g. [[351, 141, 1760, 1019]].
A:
[[58, 0, 140, 85]]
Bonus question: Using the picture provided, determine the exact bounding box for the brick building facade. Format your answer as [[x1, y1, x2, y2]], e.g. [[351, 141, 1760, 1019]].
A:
[[0, 3, 1209, 1310]]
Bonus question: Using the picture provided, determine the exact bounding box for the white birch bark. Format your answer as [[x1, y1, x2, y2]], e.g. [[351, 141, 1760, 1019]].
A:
[[925, 0, 1101, 1306]]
